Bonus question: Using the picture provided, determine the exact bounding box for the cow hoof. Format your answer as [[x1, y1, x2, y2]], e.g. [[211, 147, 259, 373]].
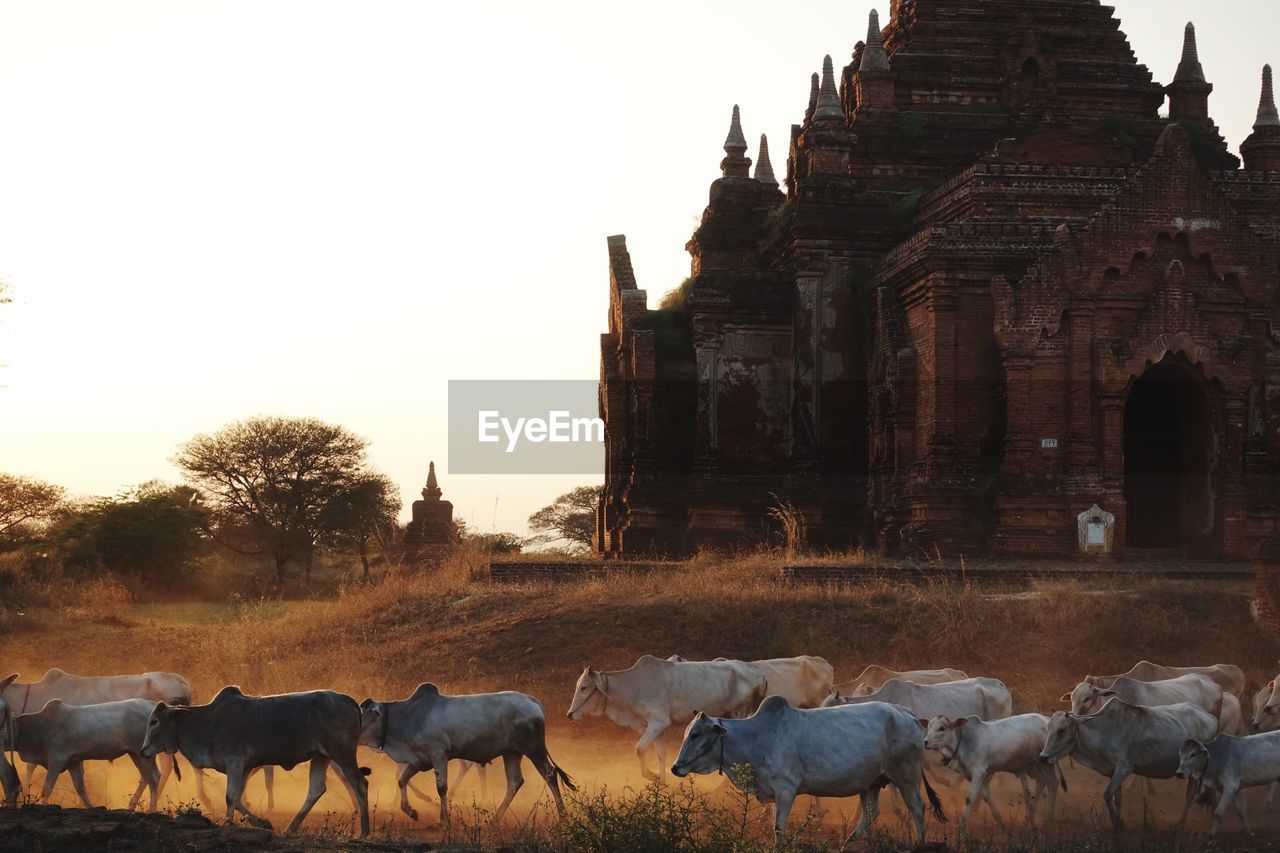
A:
[[405, 808, 419, 822]]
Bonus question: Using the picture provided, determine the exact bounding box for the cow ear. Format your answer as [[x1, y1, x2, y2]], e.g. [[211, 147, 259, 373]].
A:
[[1097, 689, 1118, 698], [0, 673, 17, 690], [711, 721, 727, 734], [1060, 692, 1073, 703], [916, 718, 928, 729], [953, 717, 968, 729]]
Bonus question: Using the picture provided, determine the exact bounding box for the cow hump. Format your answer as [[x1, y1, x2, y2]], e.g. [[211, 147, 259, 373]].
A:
[[411, 683, 440, 701]]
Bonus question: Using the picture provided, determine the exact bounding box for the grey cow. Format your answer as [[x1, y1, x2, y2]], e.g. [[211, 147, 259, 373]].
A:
[[141, 686, 371, 836], [359, 683, 574, 826], [671, 696, 946, 845], [1177, 732, 1280, 835]]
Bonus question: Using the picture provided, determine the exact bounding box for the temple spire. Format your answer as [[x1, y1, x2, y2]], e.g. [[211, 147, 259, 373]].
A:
[[720, 105, 752, 178], [859, 9, 891, 72], [724, 104, 748, 155], [1172, 22, 1205, 84], [422, 460, 442, 500], [754, 134, 777, 186], [805, 72, 820, 122], [814, 55, 844, 120], [1257, 64, 1279, 129]]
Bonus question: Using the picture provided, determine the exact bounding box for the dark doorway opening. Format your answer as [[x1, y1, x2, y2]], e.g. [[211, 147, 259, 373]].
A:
[[1123, 359, 1214, 552]]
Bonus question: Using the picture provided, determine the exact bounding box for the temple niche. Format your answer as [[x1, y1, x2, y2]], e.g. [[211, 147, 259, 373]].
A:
[[597, 0, 1280, 560], [403, 461, 457, 566]]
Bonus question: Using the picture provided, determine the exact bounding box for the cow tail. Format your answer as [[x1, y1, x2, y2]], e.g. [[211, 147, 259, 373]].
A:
[[1056, 762, 1068, 793], [547, 752, 577, 792], [922, 772, 947, 823]]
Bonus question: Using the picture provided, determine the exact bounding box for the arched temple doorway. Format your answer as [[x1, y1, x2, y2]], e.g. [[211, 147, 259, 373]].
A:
[[1123, 358, 1215, 553]]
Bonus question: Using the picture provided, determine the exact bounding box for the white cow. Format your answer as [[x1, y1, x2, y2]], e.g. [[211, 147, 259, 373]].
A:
[[1039, 697, 1218, 829], [832, 665, 969, 697], [671, 697, 946, 845], [1067, 674, 1230, 730], [567, 655, 767, 780], [1177, 732, 1280, 835], [668, 655, 834, 709], [825, 677, 1012, 721], [1086, 661, 1245, 698], [923, 714, 1063, 828], [0, 674, 17, 805], [2, 668, 198, 802], [359, 683, 573, 825], [11, 698, 163, 810]]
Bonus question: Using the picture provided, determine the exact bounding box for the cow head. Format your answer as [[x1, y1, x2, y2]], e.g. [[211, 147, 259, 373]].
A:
[[1064, 682, 1113, 716], [358, 700, 388, 748], [922, 715, 965, 761], [566, 667, 606, 720], [1039, 710, 1087, 765], [1176, 739, 1209, 780], [140, 703, 188, 758], [819, 688, 845, 708], [1261, 678, 1280, 719], [671, 711, 726, 778], [1253, 680, 1276, 729]]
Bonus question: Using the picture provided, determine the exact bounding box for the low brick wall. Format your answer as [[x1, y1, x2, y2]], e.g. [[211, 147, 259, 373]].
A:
[[782, 560, 1253, 586], [488, 560, 684, 583]]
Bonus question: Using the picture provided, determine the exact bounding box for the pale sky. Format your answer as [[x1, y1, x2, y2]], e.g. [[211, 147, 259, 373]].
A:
[[0, 1, 1275, 536]]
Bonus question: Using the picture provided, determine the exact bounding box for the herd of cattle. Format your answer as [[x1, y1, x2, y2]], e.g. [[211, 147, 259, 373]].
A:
[[3, 656, 1280, 844]]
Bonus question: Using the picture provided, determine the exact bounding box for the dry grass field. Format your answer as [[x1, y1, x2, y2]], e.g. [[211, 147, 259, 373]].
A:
[[3, 548, 1279, 850]]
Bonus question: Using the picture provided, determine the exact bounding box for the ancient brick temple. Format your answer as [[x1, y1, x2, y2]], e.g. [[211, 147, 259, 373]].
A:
[[403, 461, 457, 565], [597, 0, 1280, 560]]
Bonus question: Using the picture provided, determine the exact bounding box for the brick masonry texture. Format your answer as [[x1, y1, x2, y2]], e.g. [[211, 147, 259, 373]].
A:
[[597, 0, 1280, 561]]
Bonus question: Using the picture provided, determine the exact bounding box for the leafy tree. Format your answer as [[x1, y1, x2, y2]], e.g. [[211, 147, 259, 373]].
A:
[[56, 482, 207, 585], [527, 485, 598, 550], [0, 473, 65, 546], [174, 416, 383, 585], [316, 472, 400, 579]]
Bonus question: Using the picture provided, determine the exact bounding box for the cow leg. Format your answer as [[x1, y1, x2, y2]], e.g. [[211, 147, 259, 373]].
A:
[[980, 778, 1006, 831], [155, 753, 173, 802], [896, 778, 928, 846], [67, 761, 93, 808], [847, 786, 882, 842], [1205, 782, 1237, 836], [397, 763, 421, 821], [38, 762, 61, 803], [434, 756, 450, 826], [1176, 776, 1199, 832], [330, 755, 369, 838], [1267, 781, 1277, 809], [396, 762, 435, 807], [191, 764, 214, 811], [126, 753, 160, 812], [330, 763, 360, 813], [1233, 789, 1251, 835], [225, 765, 272, 830], [1102, 770, 1129, 829], [527, 750, 567, 815], [633, 722, 668, 781], [493, 752, 524, 823], [958, 772, 984, 829], [286, 758, 330, 833], [263, 765, 275, 812], [770, 788, 797, 843]]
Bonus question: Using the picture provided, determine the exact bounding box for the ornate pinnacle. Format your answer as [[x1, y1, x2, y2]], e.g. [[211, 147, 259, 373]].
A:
[[859, 9, 891, 72], [724, 104, 748, 156], [1257, 64, 1280, 129], [755, 134, 778, 186], [1172, 22, 1205, 84], [805, 72, 820, 121], [422, 461, 442, 500], [814, 55, 844, 120]]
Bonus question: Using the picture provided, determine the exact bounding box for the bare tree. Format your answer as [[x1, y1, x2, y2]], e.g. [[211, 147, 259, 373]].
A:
[[173, 416, 379, 585]]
